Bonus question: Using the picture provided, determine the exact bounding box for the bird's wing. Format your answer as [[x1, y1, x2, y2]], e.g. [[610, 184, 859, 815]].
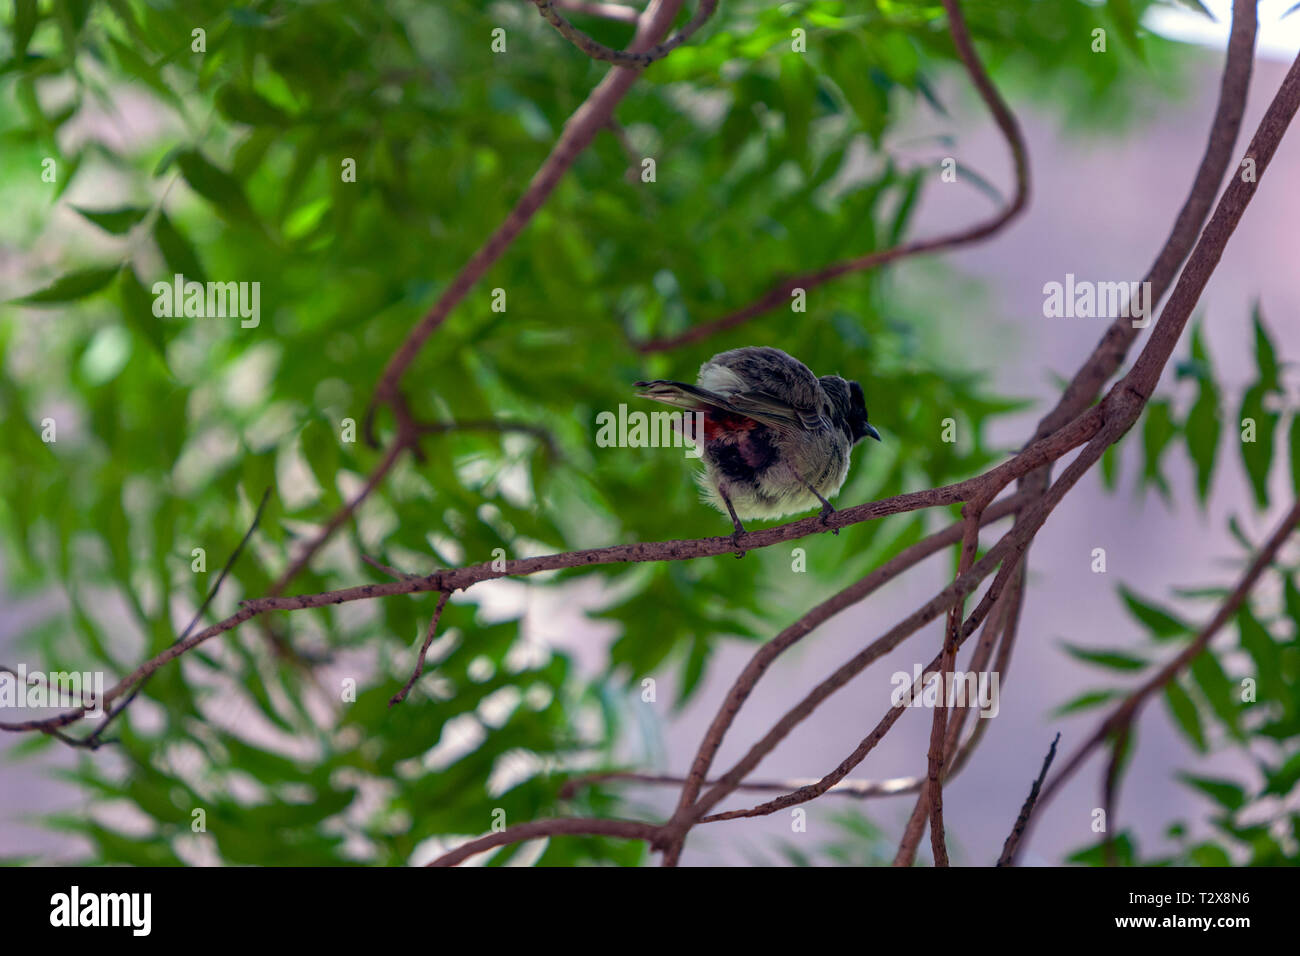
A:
[[634, 380, 817, 435]]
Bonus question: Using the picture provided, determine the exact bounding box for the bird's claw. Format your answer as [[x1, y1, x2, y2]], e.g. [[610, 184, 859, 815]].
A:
[[730, 529, 747, 559], [819, 503, 838, 535]]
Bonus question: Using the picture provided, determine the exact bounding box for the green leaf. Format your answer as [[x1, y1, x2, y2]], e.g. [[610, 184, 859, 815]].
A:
[[1189, 842, 1232, 866], [1051, 689, 1121, 717], [1285, 574, 1300, 627], [1238, 606, 1284, 700], [1239, 315, 1281, 508], [153, 213, 207, 283], [675, 635, 711, 708], [1264, 751, 1300, 796], [176, 149, 257, 224], [14, 0, 37, 61], [1118, 585, 1190, 639], [1140, 399, 1177, 498], [1060, 642, 1148, 671], [1163, 680, 1206, 752], [1100, 439, 1120, 490], [1252, 304, 1280, 390], [1188, 648, 1240, 738], [1289, 414, 1300, 501], [1178, 773, 1245, 811], [1105, 0, 1144, 58], [216, 85, 293, 126], [1067, 831, 1135, 866], [117, 268, 167, 359], [73, 204, 150, 235], [1183, 325, 1220, 504], [13, 266, 121, 305]]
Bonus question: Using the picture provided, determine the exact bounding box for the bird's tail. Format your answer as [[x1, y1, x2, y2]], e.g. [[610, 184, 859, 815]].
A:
[[633, 379, 727, 412]]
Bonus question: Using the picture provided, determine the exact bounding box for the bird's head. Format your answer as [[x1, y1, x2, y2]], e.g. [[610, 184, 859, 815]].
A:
[[823, 376, 881, 445]]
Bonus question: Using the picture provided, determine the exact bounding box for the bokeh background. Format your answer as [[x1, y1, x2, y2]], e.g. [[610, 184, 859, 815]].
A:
[[2, 0, 1298, 866]]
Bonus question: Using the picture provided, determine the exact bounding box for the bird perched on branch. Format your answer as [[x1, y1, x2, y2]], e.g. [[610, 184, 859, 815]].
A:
[[636, 346, 881, 550]]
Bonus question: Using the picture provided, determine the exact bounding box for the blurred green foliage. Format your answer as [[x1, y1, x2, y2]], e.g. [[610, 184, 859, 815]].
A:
[[1075, 307, 1300, 866], [0, 0, 1222, 865]]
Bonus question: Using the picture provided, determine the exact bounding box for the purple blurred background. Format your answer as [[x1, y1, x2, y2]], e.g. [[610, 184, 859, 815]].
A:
[[3, 4, 1298, 865]]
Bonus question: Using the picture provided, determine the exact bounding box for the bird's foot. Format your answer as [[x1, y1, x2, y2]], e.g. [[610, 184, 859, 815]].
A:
[[730, 528, 747, 559], [819, 502, 839, 535]]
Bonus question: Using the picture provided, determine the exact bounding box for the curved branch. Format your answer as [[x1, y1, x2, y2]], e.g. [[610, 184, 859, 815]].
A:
[[1022, 498, 1300, 863], [1026, 0, 1258, 446], [925, 508, 981, 866], [0, 488, 1031, 736], [531, 0, 717, 68], [995, 732, 1060, 867], [561, 770, 922, 801], [368, 0, 689, 429], [635, 0, 1029, 353], [389, 590, 452, 706], [425, 817, 661, 867]]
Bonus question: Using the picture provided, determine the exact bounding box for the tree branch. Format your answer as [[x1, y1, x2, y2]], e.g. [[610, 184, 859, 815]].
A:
[[368, 0, 689, 431], [530, 0, 716, 67], [425, 817, 661, 867], [1025, 498, 1300, 859], [635, 0, 1029, 353], [995, 732, 1060, 866]]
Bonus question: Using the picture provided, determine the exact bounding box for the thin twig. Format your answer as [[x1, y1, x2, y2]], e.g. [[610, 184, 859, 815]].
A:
[[389, 591, 452, 707], [367, 0, 690, 435], [51, 488, 270, 749], [996, 732, 1060, 866], [530, 0, 717, 68], [1029, 499, 1300, 846], [635, 0, 1029, 353]]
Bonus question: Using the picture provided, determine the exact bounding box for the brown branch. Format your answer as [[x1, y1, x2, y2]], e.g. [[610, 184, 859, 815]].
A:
[[661, 411, 1107, 864], [664, 494, 1032, 826], [995, 732, 1059, 866], [0, 486, 1030, 735], [564, 541, 1020, 818], [979, 0, 1262, 856], [635, 0, 1029, 353], [9, 3, 1290, 873], [37, 489, 271, 750], [560, 770, 923, 801], [1027, 498, 1300, 853], [375, 1, 1294, 867], [368, 0, 689, 433], [425, 817, 661, 867], [925, 509, 981, 866], [389, 590, 452, 707], [530, 0, 716, 68], [1026, 0, 1258, 447], [268, 418, 557, 598], [701, 575, 1015, 826]]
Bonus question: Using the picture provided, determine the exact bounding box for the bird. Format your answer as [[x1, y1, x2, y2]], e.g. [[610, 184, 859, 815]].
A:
[[635, 346, 881, 549]]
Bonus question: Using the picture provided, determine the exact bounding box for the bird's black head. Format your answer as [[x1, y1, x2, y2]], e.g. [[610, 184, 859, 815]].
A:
[[823, 376, 882, 445], [845, 379, 880, 444]]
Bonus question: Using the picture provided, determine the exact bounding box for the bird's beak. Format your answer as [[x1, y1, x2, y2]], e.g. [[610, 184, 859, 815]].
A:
[[864, 424, 882, 442]]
